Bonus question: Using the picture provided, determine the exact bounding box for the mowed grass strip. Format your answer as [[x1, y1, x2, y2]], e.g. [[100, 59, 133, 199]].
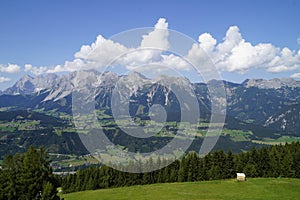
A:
[[62, 178, 300, 200]]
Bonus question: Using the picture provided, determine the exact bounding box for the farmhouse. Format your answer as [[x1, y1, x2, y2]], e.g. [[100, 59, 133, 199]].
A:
[[236, 173, 246, 181]]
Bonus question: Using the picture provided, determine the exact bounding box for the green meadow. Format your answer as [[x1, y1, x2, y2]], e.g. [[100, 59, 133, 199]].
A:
[[62, 178, 300, 200]]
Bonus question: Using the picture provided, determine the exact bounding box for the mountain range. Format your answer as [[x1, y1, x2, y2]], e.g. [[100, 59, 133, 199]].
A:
[[0, 70, 300, 158], [1, 71, 300, 132]]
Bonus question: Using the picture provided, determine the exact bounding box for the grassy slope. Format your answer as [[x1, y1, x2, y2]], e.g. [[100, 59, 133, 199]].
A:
[[62, 178, 300, 200]]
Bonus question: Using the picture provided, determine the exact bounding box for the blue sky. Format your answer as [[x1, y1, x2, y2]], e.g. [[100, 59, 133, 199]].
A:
[[0, 0, 300, 90]]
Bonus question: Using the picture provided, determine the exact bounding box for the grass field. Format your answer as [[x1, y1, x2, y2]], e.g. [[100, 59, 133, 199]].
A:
[[62, 178, 300, 200], [252, 136, 300, 145]]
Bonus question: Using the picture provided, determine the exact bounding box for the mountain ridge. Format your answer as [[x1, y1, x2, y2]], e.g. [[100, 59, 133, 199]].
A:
[[1, 71, 300, 134], [1, 71, 300, 158], [2, 71, 300, 96]]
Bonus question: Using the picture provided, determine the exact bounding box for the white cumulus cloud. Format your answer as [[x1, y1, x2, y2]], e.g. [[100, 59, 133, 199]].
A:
[[198, 33, 217, 53], [120, 18, 171, 69], [0, 64, 21, 73], [74, 35, 128, 65], [48, 34, 128, 73], [188, 26, 300, 74], [10, 18, 299, 79], [0, 76, 11, 83], [140, 18, 169, 50], [48, 18, 172, 73], [291, 72, 300, 78], [24, 64, 48, 75]]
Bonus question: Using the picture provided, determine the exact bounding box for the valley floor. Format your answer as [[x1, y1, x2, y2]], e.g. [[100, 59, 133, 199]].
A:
[[61, 178, 300, 200]]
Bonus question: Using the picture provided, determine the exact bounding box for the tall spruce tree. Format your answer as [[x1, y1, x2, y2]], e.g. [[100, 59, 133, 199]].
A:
[[0, 146, 60, 200]]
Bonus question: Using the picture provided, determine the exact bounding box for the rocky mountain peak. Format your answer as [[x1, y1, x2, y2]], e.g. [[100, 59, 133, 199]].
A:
[[243, 78, 300, 89], [3, 74, 58, 95]]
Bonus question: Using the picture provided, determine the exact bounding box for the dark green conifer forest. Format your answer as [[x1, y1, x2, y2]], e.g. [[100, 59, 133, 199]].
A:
[[61, 142, 300, 193], [0, 146, 60, 200], [1, 142, 299, 198]]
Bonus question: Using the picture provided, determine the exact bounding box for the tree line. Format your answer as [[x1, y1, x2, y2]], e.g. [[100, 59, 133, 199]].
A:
[[0, 146, 61, 200], [62, 142, 300, 193]]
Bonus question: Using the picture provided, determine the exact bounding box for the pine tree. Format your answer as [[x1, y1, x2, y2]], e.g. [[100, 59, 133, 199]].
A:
[[281, 149, 295, 177], [225, 149, 235, 178], [243, 163, 257, 177], [292, 144, 300, 178], [177, 159, 185, 182], [186, 152, 199, 182], [0, 146, 60, 199], [269, 146, 281, 177], [208, 165, 221, 180], [41, 182, 60, 200]]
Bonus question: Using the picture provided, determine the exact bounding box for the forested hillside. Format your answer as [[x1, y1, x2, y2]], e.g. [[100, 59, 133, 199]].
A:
[[0, 146, 61, 200], [62, 142, 300, 193]]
